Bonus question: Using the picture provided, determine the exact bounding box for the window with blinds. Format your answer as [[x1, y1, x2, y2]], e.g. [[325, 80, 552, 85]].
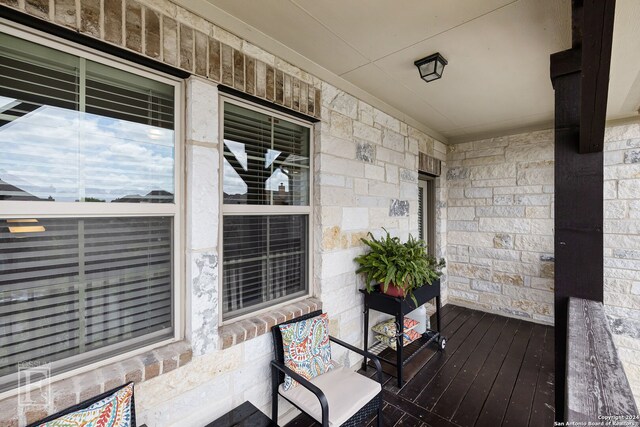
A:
[[0, 217, 173, 379], [222, 100, 311, 320], [0, 32, 175, 203], [0, 30, 179, 391]]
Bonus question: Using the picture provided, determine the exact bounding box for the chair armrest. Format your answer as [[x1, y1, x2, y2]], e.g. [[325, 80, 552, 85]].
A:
[[270, 360, 329, 427], [329, 336, 383, 384]]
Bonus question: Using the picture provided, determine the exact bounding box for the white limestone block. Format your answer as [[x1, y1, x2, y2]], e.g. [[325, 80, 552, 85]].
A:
[[342, 207, 369, 231], [186, 78, 218, 144]]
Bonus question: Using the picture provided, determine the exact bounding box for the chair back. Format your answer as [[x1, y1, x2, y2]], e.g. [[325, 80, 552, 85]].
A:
[[271, 309, 323, 385], [25, 382, 137, 427]]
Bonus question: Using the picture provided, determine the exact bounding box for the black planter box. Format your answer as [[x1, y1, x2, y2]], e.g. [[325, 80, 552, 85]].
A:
[[360, 278, 444, 388]]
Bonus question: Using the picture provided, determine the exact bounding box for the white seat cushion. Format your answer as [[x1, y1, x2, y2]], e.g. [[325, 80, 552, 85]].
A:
[[279, 366, 381, 426]]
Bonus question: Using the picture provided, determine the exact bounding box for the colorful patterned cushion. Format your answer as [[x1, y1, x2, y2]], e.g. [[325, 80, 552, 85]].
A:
[[376, 329, 422, 350], [37, 383, 134, 427], [280, 313, 334, 391], [371, 317, 419, 338]]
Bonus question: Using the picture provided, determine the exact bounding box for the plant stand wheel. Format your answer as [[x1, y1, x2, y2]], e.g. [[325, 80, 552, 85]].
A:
[[438, 335, 447, 351]]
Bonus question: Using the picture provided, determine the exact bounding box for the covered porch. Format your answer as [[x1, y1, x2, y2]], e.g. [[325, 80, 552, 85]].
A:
[[288, 305, 554, 427], [0, 0, 639, 426]]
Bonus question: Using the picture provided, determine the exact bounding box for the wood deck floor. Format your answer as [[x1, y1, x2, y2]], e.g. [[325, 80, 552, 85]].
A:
[[285, 304, 555, 427]]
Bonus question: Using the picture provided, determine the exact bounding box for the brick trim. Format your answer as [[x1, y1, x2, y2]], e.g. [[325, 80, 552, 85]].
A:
[[219, 297, 323, 349], [0, 341, 192, 427], [0, 0, 321, 119]]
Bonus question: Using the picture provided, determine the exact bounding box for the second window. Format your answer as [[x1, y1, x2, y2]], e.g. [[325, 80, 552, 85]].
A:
[[221, 100, 312, 321]]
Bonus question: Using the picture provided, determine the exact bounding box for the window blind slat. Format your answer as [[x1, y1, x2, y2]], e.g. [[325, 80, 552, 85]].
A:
[[222, 215, 307, 319], [4, 341, 81, 368], [0, 217, 173, 380]]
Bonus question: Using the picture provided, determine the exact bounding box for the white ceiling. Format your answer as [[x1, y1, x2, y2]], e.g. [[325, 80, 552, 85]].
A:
[[175, 0, 640, 143]]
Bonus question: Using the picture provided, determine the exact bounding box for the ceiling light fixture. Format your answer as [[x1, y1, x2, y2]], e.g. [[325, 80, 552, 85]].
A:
[[414, 53, 448, 83], [7, 219, 45, 233]]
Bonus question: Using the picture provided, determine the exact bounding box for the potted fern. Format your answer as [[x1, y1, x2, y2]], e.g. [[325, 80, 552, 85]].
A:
[[354, 229, 445, 305]]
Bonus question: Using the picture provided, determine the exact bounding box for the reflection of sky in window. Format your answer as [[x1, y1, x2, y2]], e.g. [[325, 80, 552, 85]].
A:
[[223, 139, 248, 171], [265, 168, 289, 192], [223, 158, 248, 195], [0, 96, 20, 112], [0, 105, 174, 202], [265, 149, 281, 168]]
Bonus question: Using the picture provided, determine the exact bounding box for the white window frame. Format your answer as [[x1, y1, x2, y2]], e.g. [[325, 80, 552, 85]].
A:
[[218, 95, 314, 325], [0, 19, 185, 398]]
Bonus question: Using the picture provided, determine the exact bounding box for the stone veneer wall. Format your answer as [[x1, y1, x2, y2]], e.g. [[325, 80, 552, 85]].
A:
[[314, 84, 448, 363], [445, 130, 555, 323], [445, 121, 640, 405], [133, 78, 448, 427], [603, 122, 640, 405], [0, 2, 448, 425], [0, 0, 322, 119], [138, 78, 448, 424]]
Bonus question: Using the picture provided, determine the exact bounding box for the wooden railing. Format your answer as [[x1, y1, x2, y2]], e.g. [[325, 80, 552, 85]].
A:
[[566, 297, 639, 424]]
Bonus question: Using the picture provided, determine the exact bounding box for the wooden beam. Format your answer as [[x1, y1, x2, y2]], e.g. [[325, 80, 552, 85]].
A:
[[571, 0, 583, 48], [579, 0, 616, 153], [566, 298, 638, 421], [550, 49, 581, 82], [550, 0, 616, 419], [551, 61, 605, 421]]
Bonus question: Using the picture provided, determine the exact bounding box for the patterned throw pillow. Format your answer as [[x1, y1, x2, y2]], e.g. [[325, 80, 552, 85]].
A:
[[371, 317, 419, 337], [37, 383, 134, 427], [376, 329, 422, 350], [280, 313, 333, 391]]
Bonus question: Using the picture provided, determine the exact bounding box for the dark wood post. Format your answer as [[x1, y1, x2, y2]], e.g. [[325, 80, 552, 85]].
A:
[[549, 0, 615, 421], [551, 49, 604, 421]]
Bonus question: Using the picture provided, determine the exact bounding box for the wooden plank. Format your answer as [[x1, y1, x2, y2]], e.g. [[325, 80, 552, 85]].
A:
[[502, 324, 548, 426], [382, 391, 460, 427], [473, 321, 534, 427], [395, 413, 424, 427], [529, 324, 555, 427], [449, 319, 522, 426], [566, 298, 639, 422], [398, 309, 483, 399], [579, 0, 616, 153], [367, 403, 404, 427], [413, 314, 498, 410], [430, 316, 511, 419], [435, 303, 464, 328], [376, 349, 434, 385], [205, 401, 276, 427], [451, 320, 529, 426], [284, 413, 316, 427]]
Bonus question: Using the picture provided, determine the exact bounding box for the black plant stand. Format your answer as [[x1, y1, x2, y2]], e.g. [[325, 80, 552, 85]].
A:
[[360, 280, 445, 388]]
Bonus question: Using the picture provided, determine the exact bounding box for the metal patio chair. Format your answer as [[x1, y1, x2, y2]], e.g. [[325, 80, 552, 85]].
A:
[[270, 310, 384, 427]]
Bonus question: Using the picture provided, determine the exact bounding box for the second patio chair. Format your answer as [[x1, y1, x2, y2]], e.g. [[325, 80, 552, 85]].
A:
[[270, 310, 383, 427]]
